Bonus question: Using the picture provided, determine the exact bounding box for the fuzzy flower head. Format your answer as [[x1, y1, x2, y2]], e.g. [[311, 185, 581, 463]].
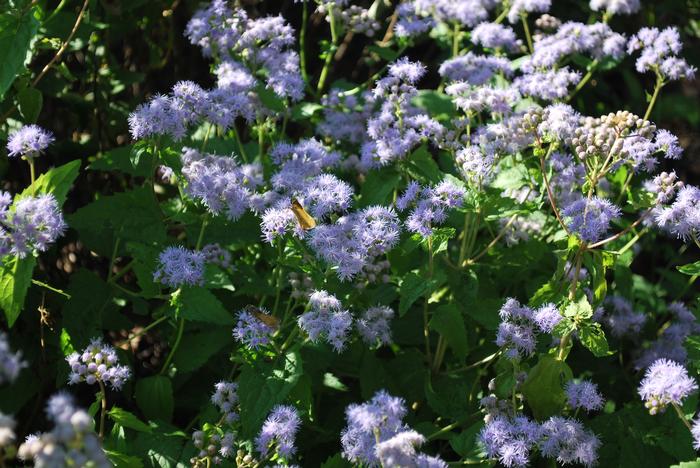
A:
[[590, 0, 640, 15], [356, 306, 394, 347], [18, 392, 110, 467], [692, 418, 700, 451], [538, 416, 600, 467], [153, 246, 206, 288], [496, 299, 538, 360], [653, 185, 700, 242], [341, 390, 408, 465], [638, 358, 698, 414], [471, 22, 521, 51], [211, 381, 239, 424], [255, 405, 301, 459], [478, 415, 541, 467], [562, 197, 621, 243], [565, 380, 605, 412], [6, 125, 54, 158], [402, 180, 466, 238], [192, 429, 236, 465], [1, 193, 67, 259], [0, 332, 26, 385], [66, 338, 131, 390], [233, 307, 276, 350], [298, 290, 353, 352]]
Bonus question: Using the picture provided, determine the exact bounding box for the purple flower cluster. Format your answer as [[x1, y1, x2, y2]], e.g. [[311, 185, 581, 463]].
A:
[[496, 298, 562, 359], [318, 90, 375, 145], [298, 290, 353, 352], [439, 53, 512, 86], [600, 295, 646, 338], [627, 27, 696, 80], [192, 429, 236, 464], [507, 0, 551, 24], [201, 243, 232, 268], [0, 332, 26, 385], [479, 414, 600, 467], [524, 22, 626, 71], [18, 393, 110, 467], [455, 146, 496, 186], [565, 380, 605, 412], [181, 147, 262, 221], [211, 381, 239, 424], [153, 246, 206, 288], [255, 405, 301, 459], [446, 83, 520, 116], [356, 306, 394, 347], [308, 206, 400, 280], [362, 59, 444, 168], [514, 67, 581, 101], [66, 337, 131, 390], [233, 307, 275, 350], [547, 153, 586, 207], [635, 302, 700, 370], [590, 0, 640, 15], [396, 180, 466, 238], [471, 22, 521, 52], [6, 125, 54, 158], [186, 1, 303, 100], [638, 358, 698, 414], [561, 196, 622, 243], [341, 390, 446, 466], [395, 0, 497, 35], [653, 185, 700, 242], [0, 192, 67, 260]]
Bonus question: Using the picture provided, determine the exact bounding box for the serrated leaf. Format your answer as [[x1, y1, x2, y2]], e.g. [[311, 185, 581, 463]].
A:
[[359, 168, 401, 208], [135, 375, 174, 422], [0, 10, 40, 99], [429, 303, 468, 358], [399, 272, 430, 316], [521, 356, 573, 420], [19, 159, 81, 205], [172, 328, 231, 373], [17, 87, 42, 123], [0, 256, 35, 327], [109, 407, 152, 433], [579, 322, 611, 357], [175, 288, 234, 325], [405, 145, 442, 183]]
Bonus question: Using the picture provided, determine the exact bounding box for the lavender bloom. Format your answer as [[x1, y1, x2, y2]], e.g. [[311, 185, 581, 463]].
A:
[[192, 429, 236, 464], [601, 295, 646, 338], [394, 3, 433, 37], [261, 205, 305, 244], [496, 299, 538, 360], [627, 27, 696, 80], [653, 185, 700, 241], [0, 332, 26, 385], [654, 129, 683, 160], [455, 146, 496, 186], [318, 89, 375, 144], [270, 138, 341, 193], [538, 416, 600, 466], [547, 152, 586, 207], [539, 104, 580, 141], [66, 338, 131, 390], [396, 0, 497, 32], [514, 68, 581, 101], [446, 83, 520, 115], [471, 22, 521, 51], [533, 303, 562, 333], [255, 405, 301, 459], [635, 302, 700, 370], [638, 359, 698, 414], [341, 390, 408, 465], [590, 0, 640, 15], [298, 290, 353, 352], [692, 418, 700, 450], [403, 181, 466, 238], [507, 0, 551, 23], [396, 181, 422, 211], [356, 306, 394, 347], [308, 206, 400, 281], [128, 94, 188, 140], [6, 125, 54, 158], [201, 243, 231, 268], [0, 193, 67, 259], [153, 246, 206, 288], [300, 174, 353, 219], [233, 307, 275, 350], [181, 147, 261, 221], [565, 380, 605, 412], [478, 415, 541, 467], [18, 393, 110, 468], [211, 381, 239, 424], [375, 430, 432, 466], [0, 412, 15, 448], [561, 196, 621, 243], [415, 454, 449, 467], [439, 53, 512, 85]]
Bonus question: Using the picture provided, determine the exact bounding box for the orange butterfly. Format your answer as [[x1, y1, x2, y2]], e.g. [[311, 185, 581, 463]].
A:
[[290, 198, 317, 230], [244, 305, 280, 330]]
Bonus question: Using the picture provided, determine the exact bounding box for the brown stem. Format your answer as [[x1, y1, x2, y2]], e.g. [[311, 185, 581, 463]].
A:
[[97, 379, 107, 440], [588, 211, 650, 249], [540, 154, 570, 235]]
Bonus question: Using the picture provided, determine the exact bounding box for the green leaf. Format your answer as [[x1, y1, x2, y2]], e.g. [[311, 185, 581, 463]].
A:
[[563, 295, 593, 320], [62, 269, 112, 348], [405, 145, 442, 184], [678, 261, 700, 276], [88, 145, 153, 178], [172, 328, 231, 373], [105, 450, 145, 468], [321, 453, 353, 468], [0, 9, 40, 99], [109, 407, 153, 433], [175, 288, 234, 325], [238, 351, 303, 438], [256, 84, 286, 112], [430, 227, 456, 255], [17, 87, 42, 123], [521, 355, 573, 420], [399, 272, 430, 316], [19, 159, 81, 205], [0, 256, 35, 327], [579, 322, 611, 357], [367, 44, 402, 61], [412, 90, 457, 120], [135, 375, 174, 422], [429, 304, 468, 358], [359, 168, 401, 208], [671, 460, 700, 468]]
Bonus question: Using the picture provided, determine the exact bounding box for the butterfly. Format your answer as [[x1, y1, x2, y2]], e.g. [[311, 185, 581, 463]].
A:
[[290, 198, 317, 230], [244, 305, 280, 330]]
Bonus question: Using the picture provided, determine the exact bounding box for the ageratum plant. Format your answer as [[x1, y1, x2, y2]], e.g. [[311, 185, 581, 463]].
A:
[[0, 0, 699, 466]]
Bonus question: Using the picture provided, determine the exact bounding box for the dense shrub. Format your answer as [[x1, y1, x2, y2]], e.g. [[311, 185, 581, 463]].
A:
[[0, 0, 700, 466]]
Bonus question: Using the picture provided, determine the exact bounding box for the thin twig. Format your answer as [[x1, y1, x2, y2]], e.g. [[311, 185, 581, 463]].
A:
[[540, 153, 571, 235], [588, 211, 650, 249], [463, 213, 519, 266]]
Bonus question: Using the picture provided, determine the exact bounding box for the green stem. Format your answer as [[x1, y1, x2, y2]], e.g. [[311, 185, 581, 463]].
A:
[[452, 23, 461, 57], [643, 76, 664, 121], [195, 214, 209, 250], [201, 122, 213, 151], [423, 238, 434, 364], [31, 279, 71, 298], [672, 402, 693, 432], [272, 241, 284, 316], [108, 259, 135, 284], [316, 4, 338, 94], [521, 14, 534, 54], [458, 212, 473, 266], [232, 126, 249, 163], [28, 158, 36, 184], [280, 326, 299, 353], [160, 317, 185, 375], [299, 0, 310, 87], [566, 61, 598, 103], [119, 315, 168, 346], [107, 237, 121, 282], [97, 379, 107, 440]]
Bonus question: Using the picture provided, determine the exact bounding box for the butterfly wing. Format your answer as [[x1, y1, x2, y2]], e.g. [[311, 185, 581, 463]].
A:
[[290, 198, 317, 230]]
